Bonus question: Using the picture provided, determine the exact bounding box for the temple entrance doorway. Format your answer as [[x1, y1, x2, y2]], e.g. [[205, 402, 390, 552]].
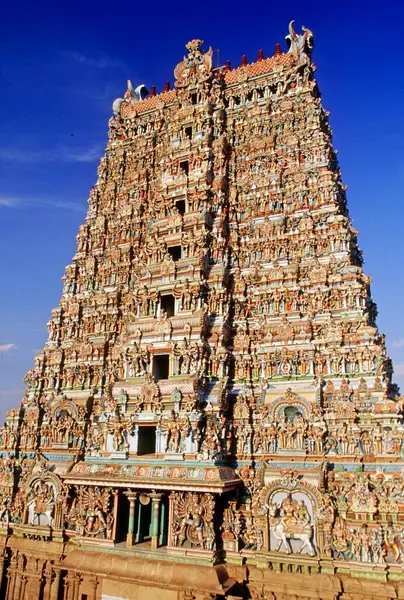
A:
[[126, 492, 169, 550]]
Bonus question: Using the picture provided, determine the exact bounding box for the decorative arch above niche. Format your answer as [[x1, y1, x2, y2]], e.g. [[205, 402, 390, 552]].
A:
[[254, 476, 328, 557], [50, 395, 80, 420], [264, 389, 314, 422], [24, 459, 63, 528]]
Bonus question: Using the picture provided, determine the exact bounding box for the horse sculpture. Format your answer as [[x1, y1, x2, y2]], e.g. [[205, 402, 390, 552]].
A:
[[267, 499, 316, 556]]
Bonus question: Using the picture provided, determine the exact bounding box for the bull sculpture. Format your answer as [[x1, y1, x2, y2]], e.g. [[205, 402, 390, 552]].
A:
[[112, 81, 149, 116], [285, 20, 314, 60]]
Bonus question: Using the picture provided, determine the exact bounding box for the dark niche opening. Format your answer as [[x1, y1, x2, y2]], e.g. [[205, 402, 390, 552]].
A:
[[161, 294, 175, 317], [137, 425, 156, 455], [176, 199, 186, 216], [180, 160, 189, 176], [153, 354, 170, 380], [168, 246, 182, 261]]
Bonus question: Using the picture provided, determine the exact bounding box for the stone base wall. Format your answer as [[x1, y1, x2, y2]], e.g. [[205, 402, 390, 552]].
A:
[[1, 536, 403, 600]]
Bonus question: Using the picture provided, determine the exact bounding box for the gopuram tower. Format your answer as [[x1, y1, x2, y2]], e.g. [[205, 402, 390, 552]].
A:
[[1, 22, 404, 600]]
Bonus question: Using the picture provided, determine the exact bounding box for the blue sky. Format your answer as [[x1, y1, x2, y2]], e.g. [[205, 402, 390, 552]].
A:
[[1, 0, 404, 419]]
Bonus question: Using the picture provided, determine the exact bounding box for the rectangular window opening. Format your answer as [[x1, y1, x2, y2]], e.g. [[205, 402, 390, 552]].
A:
[[184, 126, 193, 139], [161, 294, 175, 317], [191, 93, 198, 105], [168, 246, 182, 261], [153, 354, 170, 380], [176, 199, 186, 216], [180, 160, 189, 176], [137, 426, 156, 455]]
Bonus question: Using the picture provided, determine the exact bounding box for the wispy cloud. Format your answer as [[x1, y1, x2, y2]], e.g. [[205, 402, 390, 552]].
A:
[[0, 344, 15, 353], [0, 196, 20, 208], [61, 147, 102, 163], [0, 197, 15, 207], [0, 195, 85, 212], [0, 144, 103, 165], [60, 50, 128, 71], [392, 338, 404, 348], [42, 199, 85, 211]]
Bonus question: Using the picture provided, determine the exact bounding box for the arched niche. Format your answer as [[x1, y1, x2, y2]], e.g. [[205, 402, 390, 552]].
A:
[[264, 392, 313, 423], [256, 480, 326, 557], [24, 470, 62, 528], [50, 397, 80, 420]]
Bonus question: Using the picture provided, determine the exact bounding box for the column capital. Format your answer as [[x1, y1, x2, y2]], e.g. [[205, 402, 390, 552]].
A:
[[124, 491, 139, 502], [150, 491, 164, 501]]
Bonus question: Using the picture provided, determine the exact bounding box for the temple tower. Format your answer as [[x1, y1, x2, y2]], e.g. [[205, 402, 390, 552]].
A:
[[1, 21, 403, 600]]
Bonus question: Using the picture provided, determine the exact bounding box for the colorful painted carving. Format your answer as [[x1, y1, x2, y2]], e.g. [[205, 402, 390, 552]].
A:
[[1, 21, 403, 600]]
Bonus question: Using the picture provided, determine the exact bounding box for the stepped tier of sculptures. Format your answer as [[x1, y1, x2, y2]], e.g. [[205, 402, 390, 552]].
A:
[[1, 22, 403, 600]]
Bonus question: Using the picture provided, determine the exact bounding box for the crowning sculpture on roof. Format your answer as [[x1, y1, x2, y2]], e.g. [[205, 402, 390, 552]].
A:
[[173, 39, 213, 88], [1, 21, 403, 600], [285, 20, 314, 59]]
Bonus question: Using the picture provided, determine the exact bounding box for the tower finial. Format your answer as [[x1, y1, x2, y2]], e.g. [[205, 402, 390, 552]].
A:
[[174, 39, 213, 88]]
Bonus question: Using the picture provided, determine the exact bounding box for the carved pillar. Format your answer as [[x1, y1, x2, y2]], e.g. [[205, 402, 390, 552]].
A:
[[89, 576, 98, 600], [25, 557, 46, 600], [5, 555, 17, 600], [167, 491, 176, 547], [13, 569, 24, 600], [50, 568, 61, 600], [42, 562, 52, 600], [150, 493, 162, 550], [62, 575, 69, 600], [64, 572, 77, 600], [159, 498, 167, 546], [74, 573, 82, 600], [124, 492, 138, 547], [155, 426, 162, 453], [133, 425, 139, 453], [136, 500, 143, 543], [25, 575, 42, 600], [111, 489, 119, 541], [0, 551, 6, 593], [65, 572, 81, 600], [54, 499, 63, 529]]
